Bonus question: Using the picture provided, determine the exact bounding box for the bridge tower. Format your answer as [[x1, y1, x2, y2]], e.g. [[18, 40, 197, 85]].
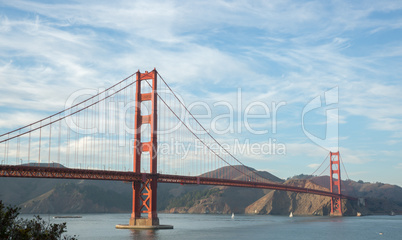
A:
[[329, 151, 342, 216], [129, 69, 160, 227]]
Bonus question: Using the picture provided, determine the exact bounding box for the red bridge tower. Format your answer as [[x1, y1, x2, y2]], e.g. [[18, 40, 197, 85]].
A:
[[329, 151, 342, 216], [129, 69, 159, 226], [117, 69, 172, 229]]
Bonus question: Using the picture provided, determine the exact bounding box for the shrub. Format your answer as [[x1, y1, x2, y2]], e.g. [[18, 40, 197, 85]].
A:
[[0, 200, 77, 240]]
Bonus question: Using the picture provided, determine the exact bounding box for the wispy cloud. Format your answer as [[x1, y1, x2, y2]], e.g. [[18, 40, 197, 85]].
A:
[[1, 0, 402, 185], [307, 163, 320, 169]]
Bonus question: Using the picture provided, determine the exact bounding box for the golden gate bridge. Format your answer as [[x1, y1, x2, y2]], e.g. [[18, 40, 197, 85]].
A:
[[0, 69, 355, 229]]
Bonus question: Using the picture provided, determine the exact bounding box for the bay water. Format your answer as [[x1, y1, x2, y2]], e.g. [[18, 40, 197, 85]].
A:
[[27, 213, 402, 240]]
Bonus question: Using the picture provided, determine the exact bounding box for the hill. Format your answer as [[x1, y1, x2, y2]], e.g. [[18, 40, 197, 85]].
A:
[[163, 166, 282, 214], [311, 176, 402, 204], [1, 166, 402, 215]]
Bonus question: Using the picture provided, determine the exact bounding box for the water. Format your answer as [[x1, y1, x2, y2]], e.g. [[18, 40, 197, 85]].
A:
[[29, 213, 402, 240]]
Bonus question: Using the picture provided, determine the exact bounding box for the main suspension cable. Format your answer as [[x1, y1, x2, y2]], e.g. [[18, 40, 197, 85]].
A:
[[156, 72, 274, 182]]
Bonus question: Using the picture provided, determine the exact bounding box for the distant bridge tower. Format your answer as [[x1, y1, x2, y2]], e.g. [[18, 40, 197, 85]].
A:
[[130, 69, 159, 227], [329, 151, 342, 216]]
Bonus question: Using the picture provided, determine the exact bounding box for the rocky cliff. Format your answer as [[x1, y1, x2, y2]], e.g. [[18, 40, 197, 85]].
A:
[[244, 178, 402, 216], [245, 179, 332, 215], [165, 186, 270, 214]]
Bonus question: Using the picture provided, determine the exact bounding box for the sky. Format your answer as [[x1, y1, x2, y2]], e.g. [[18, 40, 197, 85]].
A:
[[0, 0, 402, 186]]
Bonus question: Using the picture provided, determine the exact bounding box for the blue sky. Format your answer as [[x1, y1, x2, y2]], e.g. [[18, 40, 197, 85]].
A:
[[0, 0, 402, 186]]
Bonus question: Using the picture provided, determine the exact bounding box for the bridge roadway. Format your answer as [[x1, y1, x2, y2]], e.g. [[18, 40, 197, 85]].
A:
[[0, 165, 357, 200]]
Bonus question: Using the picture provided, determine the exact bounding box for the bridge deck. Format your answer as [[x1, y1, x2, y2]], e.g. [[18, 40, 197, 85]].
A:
[[0, 165, 356, 200]]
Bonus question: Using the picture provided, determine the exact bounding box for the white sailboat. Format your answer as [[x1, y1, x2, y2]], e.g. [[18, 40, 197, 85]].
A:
[[231, 213, 235, 219], [289, 212, 293, 218]]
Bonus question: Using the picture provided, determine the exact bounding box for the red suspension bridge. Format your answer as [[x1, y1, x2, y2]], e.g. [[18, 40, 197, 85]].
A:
[[0, 69, 355, 228]]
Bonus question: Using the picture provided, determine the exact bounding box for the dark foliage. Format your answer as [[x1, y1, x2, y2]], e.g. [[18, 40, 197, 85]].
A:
[[0, 200, 77, 240]]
